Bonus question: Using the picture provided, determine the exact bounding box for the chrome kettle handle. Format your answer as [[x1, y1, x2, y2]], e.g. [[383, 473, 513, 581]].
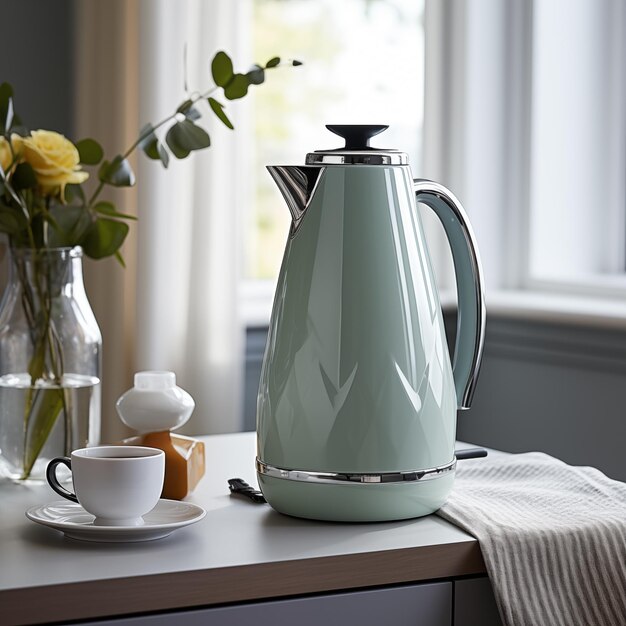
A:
[[413, 179, 486, 409]]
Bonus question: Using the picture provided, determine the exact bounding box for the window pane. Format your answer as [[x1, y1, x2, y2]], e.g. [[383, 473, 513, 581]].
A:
[[528, 0, 626, 285], [247, 0, 425, 280]]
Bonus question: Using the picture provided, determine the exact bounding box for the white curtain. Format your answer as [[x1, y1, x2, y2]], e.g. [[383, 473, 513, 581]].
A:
[[76, 0, 247, 439]]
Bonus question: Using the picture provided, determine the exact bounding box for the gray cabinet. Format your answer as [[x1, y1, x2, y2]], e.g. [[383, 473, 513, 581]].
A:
[[78, 578, 505, 626], [455, 577, 502, 626], [80, 581, 452, 626]]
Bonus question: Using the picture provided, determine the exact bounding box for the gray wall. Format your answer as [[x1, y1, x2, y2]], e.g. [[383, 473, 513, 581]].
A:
[[0, 0, 76, 137], [0, 0, 76, 286], [245, 314, 626, 482], [453, 315, 626, 481]]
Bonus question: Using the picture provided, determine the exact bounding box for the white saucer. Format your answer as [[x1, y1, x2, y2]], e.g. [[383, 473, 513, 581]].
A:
[[26, 499, 206, 543]]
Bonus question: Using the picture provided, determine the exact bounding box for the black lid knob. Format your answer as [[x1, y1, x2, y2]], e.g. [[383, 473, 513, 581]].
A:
[[326, 125, 389, 150]]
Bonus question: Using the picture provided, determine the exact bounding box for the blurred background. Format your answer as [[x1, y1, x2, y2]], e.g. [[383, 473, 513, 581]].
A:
[[1, 0, 626, 479]]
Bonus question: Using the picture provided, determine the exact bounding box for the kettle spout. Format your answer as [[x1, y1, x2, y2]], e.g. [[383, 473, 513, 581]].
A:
[[267, 166, 324, 229]]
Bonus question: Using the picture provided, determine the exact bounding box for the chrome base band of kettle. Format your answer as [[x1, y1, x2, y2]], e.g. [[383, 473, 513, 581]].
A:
[[256, 457, 457, 485], [257, 471, 456, 523], [257, 125, 486, 522], [256, 458, 456, 522]]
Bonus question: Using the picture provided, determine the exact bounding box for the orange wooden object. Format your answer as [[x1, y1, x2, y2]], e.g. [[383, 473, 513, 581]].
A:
[[122, 432, 205, 500]]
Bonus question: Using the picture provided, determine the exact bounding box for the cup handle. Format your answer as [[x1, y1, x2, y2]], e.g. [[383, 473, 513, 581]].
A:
[[46, 457, 78, 503]]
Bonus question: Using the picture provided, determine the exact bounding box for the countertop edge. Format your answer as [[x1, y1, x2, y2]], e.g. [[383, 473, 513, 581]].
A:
[[0, 540, 485, 625]]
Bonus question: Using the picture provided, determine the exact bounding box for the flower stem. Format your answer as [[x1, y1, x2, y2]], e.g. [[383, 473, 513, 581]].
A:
[[19, 250, 68, 478]]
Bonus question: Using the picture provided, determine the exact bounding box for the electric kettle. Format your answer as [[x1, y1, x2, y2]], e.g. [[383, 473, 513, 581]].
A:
[[256, 125, 486, 522]]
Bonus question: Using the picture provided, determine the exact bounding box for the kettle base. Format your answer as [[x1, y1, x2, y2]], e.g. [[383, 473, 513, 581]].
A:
[[257, 472, 455, 523]]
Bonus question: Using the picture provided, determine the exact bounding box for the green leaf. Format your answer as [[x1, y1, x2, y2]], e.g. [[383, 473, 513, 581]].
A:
[[12, 163, 37, 190], [27, 339, 45, 387], [114, 250, 126, 268], [0, 165, 26, 209], [211, 51, 234, 87], [246, 64, 265, 86], [157, 142, 170, 168], [224, 74, 249, 100], [0, 197, 28, 237], [22, 386, 64, 478], [75, 138, 103, 165], [0, 83, 13, 103], [93, 200, 114, 213], [207, 97, 234, 130], [183, 106, 201, 121], [165, 120, 210, 159], [176, 99, 194, 115], [3, 98, 13, 133], [165, 126, 188, 159], [47, 205, 91, 247], [138, 123, 160, 159], [265, 57, 280, 68], [41, 210, 60, 231], [0, 206, 21, 234], [9, 116, 28, 137], [64, 183, 86, 205], [93, 201, 137, 220], [0, 82, 14, 133], [143, 140, 160, 159], [98, 156, 136, 187], [292, 59, 303, 66], [138, 124, 170, 168], [176, 100, 202, 121], [82, 217, 129, 259]]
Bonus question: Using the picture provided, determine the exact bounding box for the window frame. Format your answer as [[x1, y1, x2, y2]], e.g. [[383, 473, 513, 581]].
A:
[[424, 0, 626, 308]]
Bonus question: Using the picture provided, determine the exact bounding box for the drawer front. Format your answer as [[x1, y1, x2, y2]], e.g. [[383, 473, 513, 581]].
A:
[[79, 581, 452, 626], [454, 577, 502, 626]]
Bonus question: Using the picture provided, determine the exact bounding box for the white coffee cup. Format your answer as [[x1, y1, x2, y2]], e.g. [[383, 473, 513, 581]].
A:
[[46, 446, 165, 527]]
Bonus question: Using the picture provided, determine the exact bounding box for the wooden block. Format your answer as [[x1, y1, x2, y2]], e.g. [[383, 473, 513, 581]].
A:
[[120, 432, 206, 500]]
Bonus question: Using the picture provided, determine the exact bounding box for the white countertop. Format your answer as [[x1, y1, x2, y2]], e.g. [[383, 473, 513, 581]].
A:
[[0, 432, 484, 625]]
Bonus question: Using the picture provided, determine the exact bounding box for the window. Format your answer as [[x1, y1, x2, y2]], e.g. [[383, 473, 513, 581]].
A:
[[242, 0, 626, 326], [245, 0, 425, 283], [527, 0, 626, 293], [420, 0, 626, 305]]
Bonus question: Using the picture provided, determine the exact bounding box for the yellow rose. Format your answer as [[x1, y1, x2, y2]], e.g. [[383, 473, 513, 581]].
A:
[[10, 133, 23, 159], [0, 135, 24, 175], [0, 136, 11, 174], [20, 130, 88, 197]]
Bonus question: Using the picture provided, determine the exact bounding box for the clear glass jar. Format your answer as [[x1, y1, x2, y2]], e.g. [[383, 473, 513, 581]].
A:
[[0, 247, 101, 481]]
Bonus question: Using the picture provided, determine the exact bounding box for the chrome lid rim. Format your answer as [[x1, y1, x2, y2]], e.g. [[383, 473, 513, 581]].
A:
[[305, 152, 408, 165]]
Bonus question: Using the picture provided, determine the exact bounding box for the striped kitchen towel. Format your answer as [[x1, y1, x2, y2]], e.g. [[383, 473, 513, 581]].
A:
[[437, 451, 626, 626]]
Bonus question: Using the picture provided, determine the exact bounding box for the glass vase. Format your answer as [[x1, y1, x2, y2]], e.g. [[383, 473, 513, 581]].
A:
[[0, 246, 101, 481]]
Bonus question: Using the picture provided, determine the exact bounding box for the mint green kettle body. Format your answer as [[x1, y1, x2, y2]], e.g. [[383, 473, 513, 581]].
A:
[[257, 125, 485, 522]]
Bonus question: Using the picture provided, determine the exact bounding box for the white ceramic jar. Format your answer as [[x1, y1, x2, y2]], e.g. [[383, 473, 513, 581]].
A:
[[116, 371, 194, 433]]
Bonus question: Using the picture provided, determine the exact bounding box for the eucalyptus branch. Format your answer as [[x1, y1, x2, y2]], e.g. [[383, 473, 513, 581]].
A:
[[0, 52, 301, 263], [86, 87, 220, 207], [129, 86, 220, 156], [85, 101, 190, 207], [85, 54, 301, 212]]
